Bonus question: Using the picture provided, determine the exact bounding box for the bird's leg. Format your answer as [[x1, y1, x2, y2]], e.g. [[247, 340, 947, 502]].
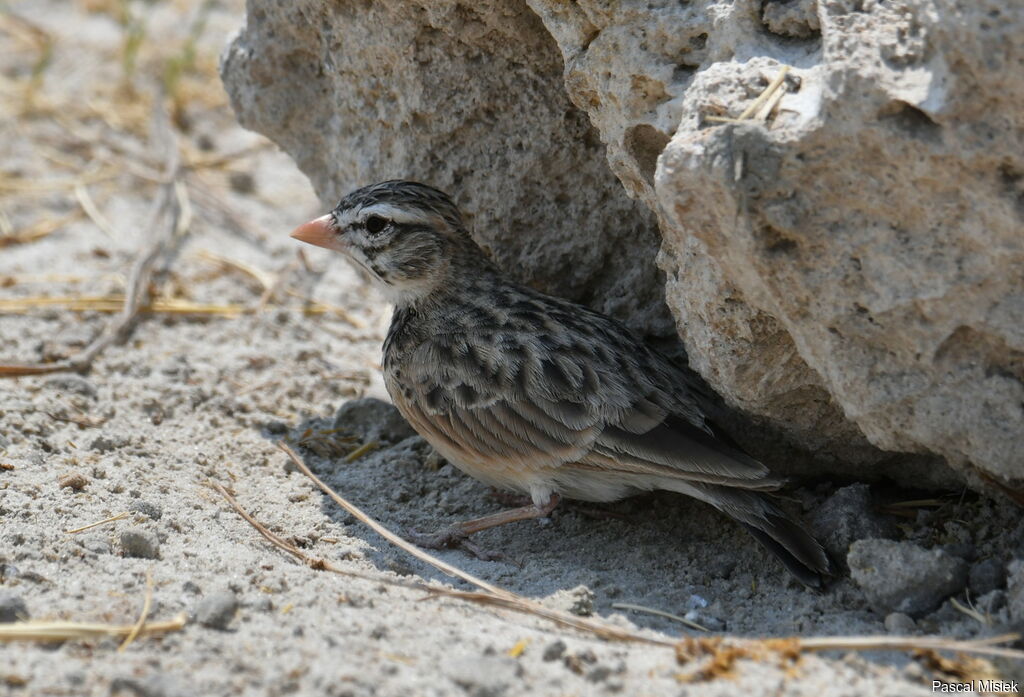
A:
[[406, 494, 561, 560]]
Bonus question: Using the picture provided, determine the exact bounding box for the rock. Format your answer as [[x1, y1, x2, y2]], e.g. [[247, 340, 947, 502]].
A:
[[848, 540, 969, 617], [809, 484, 896, 561], [195, 591, 239, 630], [120, 529, 160, 559], [0, 592, 29, 622], [221, 0, 672, 349], [333, 398, 416, 444], [445, 655, 521, 697], [968, 558, 1006, 596], [58, 472, 89, 491], [128, 500, 163, 521], [1008, 560, 1024, 623], [90, 434, 129, 453], [542, 640, 566, 662], [221, 0, 1024, 489], [883, 612, 916, 635]]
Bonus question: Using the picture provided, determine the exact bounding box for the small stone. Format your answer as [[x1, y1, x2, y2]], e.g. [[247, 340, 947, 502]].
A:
[[90, 434, 129, 452], [334, 398, 416, 445], [809, 484, 896, 562], [968, 558, 1006, 596], [228, 171, 256, 195], [586, 666, 613, 683], [848, 539, 968, 617], [120, 528, 160, 559], [446, 655, 521, 697], [58, 472, 89, 491], [128, 500, 163, 521], [883, 612, 916, 634], [0, 592, 29, 622], [195, 591, 238, 630], [542, 640, 566, 661], [1007, 560, 1024, 623], [44, 374, 96, 398]]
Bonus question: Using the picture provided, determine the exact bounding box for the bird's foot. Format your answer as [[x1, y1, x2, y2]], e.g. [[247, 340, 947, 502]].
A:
[[404, 526, 505, 562]]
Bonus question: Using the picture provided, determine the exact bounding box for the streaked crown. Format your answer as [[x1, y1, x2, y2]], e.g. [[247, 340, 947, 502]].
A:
[[291, 180, 492, 307]]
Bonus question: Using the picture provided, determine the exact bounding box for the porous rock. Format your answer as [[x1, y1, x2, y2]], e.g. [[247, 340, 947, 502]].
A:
[[848, 539, 968, 617], [808, 483, 896, 561], [222, 0, 1024, 488], [221, 0, 672, 342]]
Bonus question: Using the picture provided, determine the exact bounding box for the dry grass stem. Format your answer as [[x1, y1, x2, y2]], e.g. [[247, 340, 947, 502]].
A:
[[65, 511, 130, 534], [0, 105, 187, 379], [0, 614, 186, 644], [344, 441, 379, 463], [194, 249, 275, 290], [737, 66, 790, 120], [74, 182, 118, 238], [119, 569, 154, 652], [611, 602, 709, 632]]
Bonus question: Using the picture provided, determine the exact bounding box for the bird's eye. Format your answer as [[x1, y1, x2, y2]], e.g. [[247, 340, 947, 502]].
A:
[[365, 215, 387, 234]]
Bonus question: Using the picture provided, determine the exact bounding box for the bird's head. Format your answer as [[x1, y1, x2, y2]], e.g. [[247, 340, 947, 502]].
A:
[[290, 180, 487, 306]]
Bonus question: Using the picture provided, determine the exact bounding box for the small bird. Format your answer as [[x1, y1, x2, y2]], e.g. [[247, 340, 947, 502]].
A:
[[291, 180, 831, 587]]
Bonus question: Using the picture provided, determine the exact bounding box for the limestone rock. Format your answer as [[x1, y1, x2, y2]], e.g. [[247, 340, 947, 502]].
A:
[[222, 0, 1024, 489], [220, 0, 672, 340]]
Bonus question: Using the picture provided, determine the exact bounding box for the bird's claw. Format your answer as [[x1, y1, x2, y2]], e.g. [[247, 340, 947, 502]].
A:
[[404, 526, 505, 562]]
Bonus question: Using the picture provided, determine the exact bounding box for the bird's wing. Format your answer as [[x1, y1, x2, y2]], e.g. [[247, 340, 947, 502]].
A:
[[390, 309, 779, 489]]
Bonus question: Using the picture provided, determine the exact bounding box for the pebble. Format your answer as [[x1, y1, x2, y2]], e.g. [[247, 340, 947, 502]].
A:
[[847, 539, 968, 616], [334, 397, 416, 444], [0, 592, 29, 622], [968, 557, 1005, 596], [195, 591, 239, 630], [58, 472, 89, 491], [120, 528, 161, 559], [883, 612, 916, 634], [446, 655, 521, 697], [809, 484, 896, 561], [228, 171, 256, 195], [90, 434, 129, 452], [128, 500, 163, 521], [542, 640, 566, 661]]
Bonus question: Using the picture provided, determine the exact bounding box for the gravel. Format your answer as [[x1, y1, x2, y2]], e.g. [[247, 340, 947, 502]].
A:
[[847, 539, 968, 617], [808, 484, 896, 562], [0, 592, 29, 622], [195, 591, 239, 630], [120, 528, 161, 559]]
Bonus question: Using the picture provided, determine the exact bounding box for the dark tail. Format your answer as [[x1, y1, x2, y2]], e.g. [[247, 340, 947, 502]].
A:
[[691, 484, 833, 588]]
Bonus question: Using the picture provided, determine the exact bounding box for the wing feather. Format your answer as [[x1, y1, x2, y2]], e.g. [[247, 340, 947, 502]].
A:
[[386, 307, 778, 490]]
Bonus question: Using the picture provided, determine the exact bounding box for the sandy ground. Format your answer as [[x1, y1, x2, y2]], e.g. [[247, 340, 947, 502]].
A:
[[0, 2, 1021, 695]]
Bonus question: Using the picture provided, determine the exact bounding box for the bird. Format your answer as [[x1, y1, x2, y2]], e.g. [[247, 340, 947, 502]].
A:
[[290, 180, 832, 587]]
